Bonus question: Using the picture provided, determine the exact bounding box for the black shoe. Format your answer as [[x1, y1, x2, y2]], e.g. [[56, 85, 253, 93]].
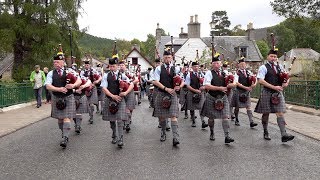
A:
[[264, 132, 271, 140], [75, 125, 81, 134], [231, 115, 235, 121], [160, 131, 166, 142], [210, 133, 215, 141], [112, 136, 118, 144], [173, 138, 180, 146], [201, 122, 208, 129], [225, 136, 234, 144], [117, 136, 124, 147], [235, 120, 240, 126], [281, 135, 295, 142], [191, 121, 196, 127], [250, 122, 258, 128], [36, 105, 40, 108], [166, 125, 171, 131], [138, 101, 141, 105], [184, 116, 188, 119], [125, 124, 131, 132], [158, 124, 161, 128], [60, 137, 68, 148], [89, 118, 93, 124]]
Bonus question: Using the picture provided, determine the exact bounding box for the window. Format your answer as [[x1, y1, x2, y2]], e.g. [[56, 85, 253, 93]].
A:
[[239, 46, 248, 58], [132, 58, 138, 65]]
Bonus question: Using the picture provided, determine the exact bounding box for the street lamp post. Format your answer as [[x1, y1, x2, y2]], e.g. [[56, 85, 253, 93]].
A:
[[67, 21, 73, 64], [209, 20, 216, 60]]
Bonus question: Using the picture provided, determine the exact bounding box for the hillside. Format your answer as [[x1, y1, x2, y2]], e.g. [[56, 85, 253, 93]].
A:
[[78, 33, 114, 59]]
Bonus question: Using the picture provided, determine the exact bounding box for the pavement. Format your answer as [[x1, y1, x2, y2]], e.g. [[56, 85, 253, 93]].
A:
[[1, 98, 320, 140]]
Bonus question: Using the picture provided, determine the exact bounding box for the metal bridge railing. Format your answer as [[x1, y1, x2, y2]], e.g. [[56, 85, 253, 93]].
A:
[[251, 80, 320, 109]]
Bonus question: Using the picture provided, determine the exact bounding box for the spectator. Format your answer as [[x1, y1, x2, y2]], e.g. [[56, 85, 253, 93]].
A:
[[30, 65, 46, 108]]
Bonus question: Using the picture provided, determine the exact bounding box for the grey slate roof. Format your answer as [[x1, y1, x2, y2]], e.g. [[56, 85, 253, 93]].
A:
[[278, 48, 320, 62], [202, 36, 263, 62]]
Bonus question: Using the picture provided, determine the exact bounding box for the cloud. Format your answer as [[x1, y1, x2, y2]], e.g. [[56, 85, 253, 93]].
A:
[[78, 0, 285, 41]]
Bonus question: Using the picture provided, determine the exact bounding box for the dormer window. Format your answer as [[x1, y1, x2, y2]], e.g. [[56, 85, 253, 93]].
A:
[[239, 46, 248, 58]]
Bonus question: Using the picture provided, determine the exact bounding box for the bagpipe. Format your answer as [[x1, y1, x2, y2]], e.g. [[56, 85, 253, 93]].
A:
[[80, 78, 93, 97], [270, 33, 296, 84], [133, 71, 141, 91], [224, 72, 234, 95], [65, 68, 78, 84]]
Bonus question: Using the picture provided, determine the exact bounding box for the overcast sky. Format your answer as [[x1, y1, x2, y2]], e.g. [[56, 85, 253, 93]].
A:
[[77, 0, 285, 41]]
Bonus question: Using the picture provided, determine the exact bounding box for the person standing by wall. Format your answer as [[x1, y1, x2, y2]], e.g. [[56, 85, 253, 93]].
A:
[[30, 65, 46, 108]]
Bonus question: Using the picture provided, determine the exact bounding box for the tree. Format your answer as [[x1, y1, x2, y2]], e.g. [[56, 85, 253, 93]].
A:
[[231, 24, 246, 36], [141, 34, 156, 62], [0, 0, 86, 82], [270, 0, 320, 19], [211, 11, 231, 36], [256, 40, 269, 59], [268, 18, 320, 54]]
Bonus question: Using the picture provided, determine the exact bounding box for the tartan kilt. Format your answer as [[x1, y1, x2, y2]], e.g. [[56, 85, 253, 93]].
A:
[[179, 87, 188, 105], [254, 89, 286, 113], [227, 88, 234, 104], [51, 94, 76, 119], [97, 86, 105, 101], [86, 86, 98, 105], [230, 89, 251, 108], [125, 90, 135, 110], [201, 94, 230, 119], [102, 97, 128, 121], [153, 91, 179, 118], [186, 91, 205, 110], [74, 94, 89, 114]]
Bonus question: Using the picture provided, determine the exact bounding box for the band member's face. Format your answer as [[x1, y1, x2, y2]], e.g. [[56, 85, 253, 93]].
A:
[[43, 68, 48, 73], [109, 64, 117, 72], [163, 55, 172, 64], [238, 62, 246, 69], [119, 64, 126, 71], [84, 64, 90, 70], [53, 60, 64, 69], [267, 54, 277, 63], [211, 61, 221, 70], [192, 65, 199, 72]]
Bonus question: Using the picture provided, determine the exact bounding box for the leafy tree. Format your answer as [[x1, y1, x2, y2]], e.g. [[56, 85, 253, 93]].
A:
[[268, 18, 320, 54], [141, 34, 156, 61], [270, 0, 320, 19], [256, 40, 269, 59], [0, 0, 86, 82], [211, 11, 231, 36], [231, 24, 246, 36]]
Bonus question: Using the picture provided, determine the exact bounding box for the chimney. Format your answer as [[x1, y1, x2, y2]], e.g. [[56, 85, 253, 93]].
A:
[[179, 27, 188, 38], [132, 44, 140, 52], [195, 14, 198, 23], [190, 16, 194, 23], [246, 22, 255, 41], [156, 23, 162, 48], [188, 15, 201, 38], [157, 23, 159, 29]]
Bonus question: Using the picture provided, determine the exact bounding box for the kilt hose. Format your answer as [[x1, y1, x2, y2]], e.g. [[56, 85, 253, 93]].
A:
[[74, 94, 89, 114], [186, 91, 205, 111], [51, 94, 76, 119], [102, 97, 128, 122], [86, 86, 99, 105], [125, 90, 135, 111], [230, 89, 252, 108], [254, 88, 286, 114], [201, 94, 230, 119], [153, 91, 179, 118]]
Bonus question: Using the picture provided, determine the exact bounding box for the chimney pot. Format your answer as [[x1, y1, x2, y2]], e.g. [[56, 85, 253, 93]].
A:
[[190, 16, 194, 23], [195, 14, 198, 23], [181, 27, 184, 33], [157, 23, 160, 29]]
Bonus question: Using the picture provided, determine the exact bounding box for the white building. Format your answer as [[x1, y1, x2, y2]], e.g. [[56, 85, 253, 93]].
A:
[[124, 46, 154, 72]]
